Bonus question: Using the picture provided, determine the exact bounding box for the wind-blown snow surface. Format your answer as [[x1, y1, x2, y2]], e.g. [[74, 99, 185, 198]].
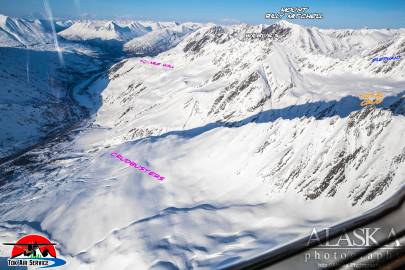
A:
[[0, 21, 405, 269]]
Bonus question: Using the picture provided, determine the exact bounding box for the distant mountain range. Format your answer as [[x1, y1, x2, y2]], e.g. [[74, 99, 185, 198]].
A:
[[0, 14, 201, 54]]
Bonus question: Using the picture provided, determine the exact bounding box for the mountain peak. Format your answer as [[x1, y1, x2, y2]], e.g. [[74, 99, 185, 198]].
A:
[[275, 20, 302, 29], [105, 21, 120, 31], [0, 14, 10, 27]]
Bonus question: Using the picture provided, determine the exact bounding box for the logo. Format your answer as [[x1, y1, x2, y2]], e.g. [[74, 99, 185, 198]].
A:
[[304, 227, 402, 268], [359, 92, 384, 106], [3, 234, 67, 268]]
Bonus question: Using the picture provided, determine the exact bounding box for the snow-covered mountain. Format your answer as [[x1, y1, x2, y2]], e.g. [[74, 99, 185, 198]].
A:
[[0, 19, 404, 270], [0, 16, 200, 159], [58, 20, 146, 42], [124, 25, 197, 56], [59, 19, 202, 55], [55, 19, 74, 30], [138, 20, 181, 31], [81, 21, 405, 205], [0, 14, 55, 47], [0, 15, 110, 159]]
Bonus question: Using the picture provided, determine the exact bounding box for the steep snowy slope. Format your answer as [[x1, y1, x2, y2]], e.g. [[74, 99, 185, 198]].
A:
[[0, 21, 404, 269]]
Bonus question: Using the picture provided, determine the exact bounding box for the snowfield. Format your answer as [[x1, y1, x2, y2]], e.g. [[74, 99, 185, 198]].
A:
[[0, 17, 404, 269]]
